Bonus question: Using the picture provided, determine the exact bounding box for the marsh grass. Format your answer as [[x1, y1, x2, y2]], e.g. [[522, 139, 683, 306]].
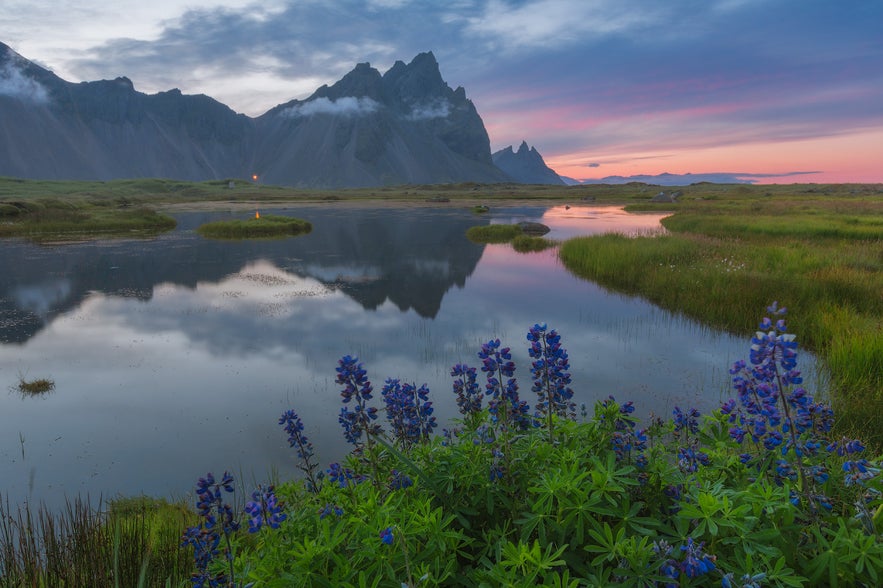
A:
[[465, 223, 522, 243], [0, 496, 196, 587], [559, 190, 883, 446], [511, 234, 556, 253], [0, 202, 176, 240], [16, 377, 55, 396], [196, 214, 312, 239]]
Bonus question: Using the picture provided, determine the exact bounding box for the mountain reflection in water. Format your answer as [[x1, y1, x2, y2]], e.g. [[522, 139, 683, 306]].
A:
[[0, 205, 821, 508]]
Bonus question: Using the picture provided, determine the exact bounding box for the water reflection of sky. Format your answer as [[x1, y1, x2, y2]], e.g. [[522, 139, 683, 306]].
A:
[[0, 205, 822, 508]]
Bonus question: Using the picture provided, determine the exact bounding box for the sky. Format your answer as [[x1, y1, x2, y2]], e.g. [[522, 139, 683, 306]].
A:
[[1, 0, 882, 184]]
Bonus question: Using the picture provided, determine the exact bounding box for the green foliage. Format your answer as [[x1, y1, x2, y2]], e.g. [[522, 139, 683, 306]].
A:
[[207, 398, 882, 587], [196, 214, 312, 240]]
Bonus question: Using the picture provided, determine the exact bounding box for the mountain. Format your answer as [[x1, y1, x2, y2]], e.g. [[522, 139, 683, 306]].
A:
[[492, 141, 564, 185], [0, 42, 509, 188]]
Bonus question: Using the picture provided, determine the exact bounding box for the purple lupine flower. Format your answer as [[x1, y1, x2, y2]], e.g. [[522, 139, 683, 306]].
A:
[[451, 363, 482, 418], [527, 324, 576, 428], [679, 538, 716, 578], [379, 527, 394, 545], [382, 379, 436, 447], [244, 484, 287, 533], [479, 338, 532, 431], [279, 409, 320, 490], [672, 406, 701, 440], [388, 469, 413, 490], [336, 355, 382, 446], [318, 503, 344, 519], [181, 471, 238, 587]]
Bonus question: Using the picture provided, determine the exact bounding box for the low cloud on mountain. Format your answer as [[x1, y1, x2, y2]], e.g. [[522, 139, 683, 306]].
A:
[[281, 96, 381, 118], [0, 62, 49, 103]]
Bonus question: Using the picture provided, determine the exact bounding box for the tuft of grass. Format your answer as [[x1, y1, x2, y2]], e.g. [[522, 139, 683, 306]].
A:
[[196, 214, 312, 240], [471, 205, 490, 214], [465, 223, 522, 243], [16, 377, 55, 396], [511, 234, 556, 253]]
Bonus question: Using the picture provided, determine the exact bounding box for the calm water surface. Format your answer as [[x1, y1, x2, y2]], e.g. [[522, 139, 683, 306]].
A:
[[0, 204, 821, 507]]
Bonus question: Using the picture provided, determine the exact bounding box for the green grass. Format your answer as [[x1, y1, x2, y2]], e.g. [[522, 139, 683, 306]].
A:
[[511, 234, 556, 253], [0, 201, 177, 240], [559, 186, 883, 446], [196, 214, 312, 239], [465, 224, 523, 243], [0, 495, 197, 587]]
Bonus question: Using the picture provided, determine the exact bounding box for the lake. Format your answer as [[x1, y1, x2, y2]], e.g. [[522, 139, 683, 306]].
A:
[[0, 204, 822, 508]]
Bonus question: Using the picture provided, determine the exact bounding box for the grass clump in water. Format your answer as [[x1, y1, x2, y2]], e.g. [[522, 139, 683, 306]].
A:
[[16, 377, 55, 396], [465, 223, 522, 243], [196, 214, 312, 240], [511, 234, 555, 253]]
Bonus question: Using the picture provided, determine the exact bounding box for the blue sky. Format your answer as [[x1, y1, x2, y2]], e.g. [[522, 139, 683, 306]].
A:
[[2, 0, 881, 183]]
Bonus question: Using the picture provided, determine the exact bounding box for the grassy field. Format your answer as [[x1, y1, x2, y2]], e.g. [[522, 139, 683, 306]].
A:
[[559, 182, 883, 445]]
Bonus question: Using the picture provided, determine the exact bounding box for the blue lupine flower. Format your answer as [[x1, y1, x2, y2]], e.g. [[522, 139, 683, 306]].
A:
[[318, 503, 344, 519], [279, 409, 313, 463], [679, 537, 716, 578], [388, 469, 413, 490], [379, 527, 394, 545], [336, 355, 382, 446], [181, 471, 239, 587], [327, 462, 361, 488], [382, 378, 437, 447], [244, 484, 286, 533], [479, 338, 532, 431], [672, 406, 701, 440], [527, 324, 576, 426], [677, 444, 711, 473], [451, 363, 482, 418]]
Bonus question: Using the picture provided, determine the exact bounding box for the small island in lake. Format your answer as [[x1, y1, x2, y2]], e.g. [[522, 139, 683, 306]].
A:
[[196, 213, 312, 239]]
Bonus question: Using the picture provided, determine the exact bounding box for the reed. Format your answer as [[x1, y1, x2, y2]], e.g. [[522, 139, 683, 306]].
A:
[[0, 496, 196, 587]]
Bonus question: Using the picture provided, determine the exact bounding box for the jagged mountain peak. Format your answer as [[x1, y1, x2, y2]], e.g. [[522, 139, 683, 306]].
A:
[[0, 43, 513, 188], [493, 141, 564, 185]]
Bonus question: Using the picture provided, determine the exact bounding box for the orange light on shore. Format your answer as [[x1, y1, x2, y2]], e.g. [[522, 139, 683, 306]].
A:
[[255, 211, 260, 219], [252, 174, 258, 181]]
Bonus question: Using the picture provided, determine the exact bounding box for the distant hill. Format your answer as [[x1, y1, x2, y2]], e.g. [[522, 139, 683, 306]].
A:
[[0, 42, 512, 188], [492, 141, 564, 185]]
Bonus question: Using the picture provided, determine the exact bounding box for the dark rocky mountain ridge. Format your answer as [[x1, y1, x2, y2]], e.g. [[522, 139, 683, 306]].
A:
[[0, 42, 558, 188], [492, 140, 564, 185]]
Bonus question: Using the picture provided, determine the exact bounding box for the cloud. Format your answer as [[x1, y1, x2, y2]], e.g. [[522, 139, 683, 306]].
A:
[[0, 62, 49, 103], [461, 0, 669, 51], [586, 163, 600, 168], [405, 99, 451, 120], [282, 96, 381, 117], [578, 171, 822, 186]]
